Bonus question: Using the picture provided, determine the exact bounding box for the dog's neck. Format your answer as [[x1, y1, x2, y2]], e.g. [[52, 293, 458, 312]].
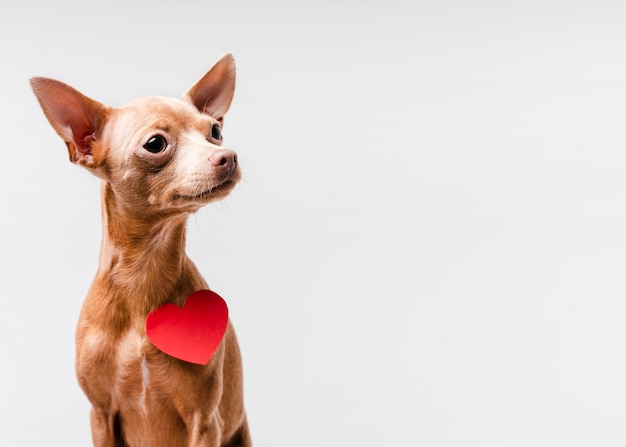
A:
[[95, 183, 197, 317]]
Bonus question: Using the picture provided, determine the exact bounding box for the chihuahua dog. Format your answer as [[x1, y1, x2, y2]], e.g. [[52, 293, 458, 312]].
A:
[[31, 54, 250, 447]]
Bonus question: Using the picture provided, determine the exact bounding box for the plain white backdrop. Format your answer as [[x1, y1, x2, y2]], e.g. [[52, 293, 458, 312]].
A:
[[2, 1, 626, 445]]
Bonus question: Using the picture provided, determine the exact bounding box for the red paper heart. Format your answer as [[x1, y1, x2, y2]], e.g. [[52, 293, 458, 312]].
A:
[[146, 290, 228, 365]]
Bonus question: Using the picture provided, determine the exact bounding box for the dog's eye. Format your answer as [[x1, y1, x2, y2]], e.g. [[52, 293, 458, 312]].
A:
[[143, 135, 168, 153], [211, 124, 222, 141]]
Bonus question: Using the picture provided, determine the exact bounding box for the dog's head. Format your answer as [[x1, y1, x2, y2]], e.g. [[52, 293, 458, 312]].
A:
[[30, 54, 240, 215]]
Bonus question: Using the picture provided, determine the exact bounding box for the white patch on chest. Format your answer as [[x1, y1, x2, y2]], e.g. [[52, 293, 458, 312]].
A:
[[140, 356, 150, 412], [115, 328, 149, 412]]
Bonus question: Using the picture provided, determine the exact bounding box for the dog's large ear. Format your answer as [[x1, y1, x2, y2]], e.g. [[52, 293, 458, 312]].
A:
[[183, 53, 236, 121], [30, 77, 109, 170]]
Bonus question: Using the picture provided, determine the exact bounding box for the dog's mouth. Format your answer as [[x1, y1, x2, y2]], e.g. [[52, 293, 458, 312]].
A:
[[173, 180, 235, 202]]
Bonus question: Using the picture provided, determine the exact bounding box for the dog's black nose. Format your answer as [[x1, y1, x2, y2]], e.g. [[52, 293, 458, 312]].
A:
[[209, 149, 238, 168]]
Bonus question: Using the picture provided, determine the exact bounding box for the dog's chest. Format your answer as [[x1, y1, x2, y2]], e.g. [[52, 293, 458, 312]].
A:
[[114, 328, 152, 409], [80, 325, 206, 445], [81, 326, 159, 408]]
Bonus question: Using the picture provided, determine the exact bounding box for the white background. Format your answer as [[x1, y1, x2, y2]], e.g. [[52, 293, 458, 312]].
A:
[[2, 1, 626, 446]]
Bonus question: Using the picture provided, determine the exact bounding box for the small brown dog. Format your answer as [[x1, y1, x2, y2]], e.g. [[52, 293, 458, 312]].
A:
[[31, 54, 251, 447]]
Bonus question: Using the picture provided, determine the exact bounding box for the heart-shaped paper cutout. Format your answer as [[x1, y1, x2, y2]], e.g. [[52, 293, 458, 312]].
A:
[[146, 290, 228, 365]]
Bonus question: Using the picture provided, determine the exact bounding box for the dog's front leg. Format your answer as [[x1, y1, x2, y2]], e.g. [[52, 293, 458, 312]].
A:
[[90, 408, 125, 447], [187, 412, 222, 447]]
